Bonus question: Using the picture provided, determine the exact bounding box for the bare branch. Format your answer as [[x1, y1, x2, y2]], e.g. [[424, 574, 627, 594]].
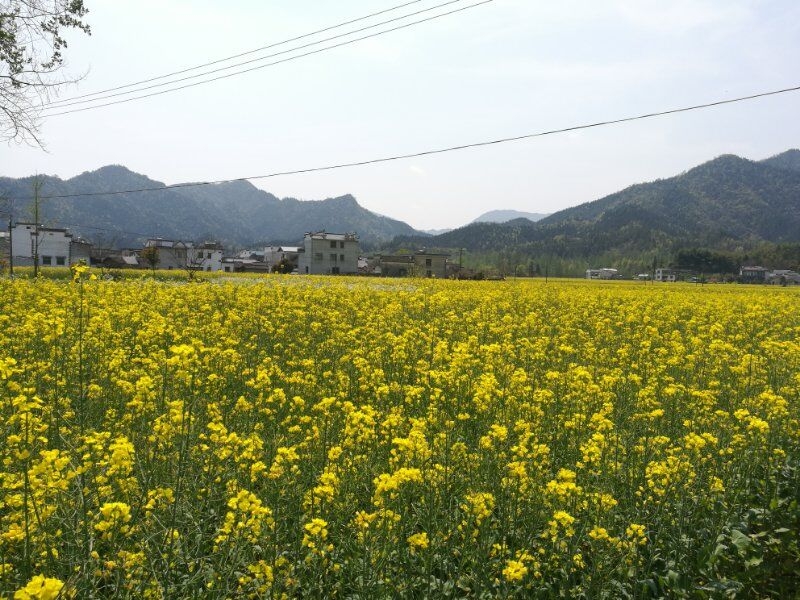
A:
[[0, 0, 90, 145]]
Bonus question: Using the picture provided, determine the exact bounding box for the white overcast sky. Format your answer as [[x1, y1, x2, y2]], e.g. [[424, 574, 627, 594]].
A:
[[2, 0, 799, 230]]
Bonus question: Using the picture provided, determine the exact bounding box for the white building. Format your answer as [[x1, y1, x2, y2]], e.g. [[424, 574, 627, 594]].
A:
[[9, 222, 91, 267], [586, 268, 619, 280], [264, 245, 301, 271], [142, 239, 224, 271], [767, 270, 800, 285], [655, 268, 678, 282], [189, 243, 224, 272], [297, 232, 360, 275]]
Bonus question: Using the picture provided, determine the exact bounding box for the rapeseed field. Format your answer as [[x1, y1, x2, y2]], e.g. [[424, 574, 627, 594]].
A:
[[1, 270, 798, 598]]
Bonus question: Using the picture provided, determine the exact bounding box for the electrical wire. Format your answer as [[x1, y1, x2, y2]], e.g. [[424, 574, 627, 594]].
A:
[[19, 83, 799, 203], [43, 0, 431, 107], [43, 0, 475, 111], [44, 0, 493, 117]]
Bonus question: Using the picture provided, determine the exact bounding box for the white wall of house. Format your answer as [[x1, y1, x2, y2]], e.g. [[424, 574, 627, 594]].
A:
[[655, 268, 677, 282], [189, 247, 223, 272], [298, 232, 360, 275], [10, 223, 79, 266], [142, 240, 227, 271], [586, 268, 618, 280]]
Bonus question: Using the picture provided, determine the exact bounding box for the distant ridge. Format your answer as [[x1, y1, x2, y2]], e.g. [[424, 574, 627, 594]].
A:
[[0, 165, 424, 248], [392, 149, 800, 257], [472, 209, 549, 223]]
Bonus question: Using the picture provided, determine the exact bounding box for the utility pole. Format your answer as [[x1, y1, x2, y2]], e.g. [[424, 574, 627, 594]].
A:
[[33, 177, 42, 277], [651, 255, 657, 285], [6, 209, 12, 277], [1, 197, 11, 276], [1, 197, 12, 276]]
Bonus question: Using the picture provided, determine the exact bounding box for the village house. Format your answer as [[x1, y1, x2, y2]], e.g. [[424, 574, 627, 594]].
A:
[[142, 239, 190, 270], [141, 239, 224, 271], [378, 251, 450, 278], [655, 268, 678, 282], [7, 222, 92, 267], [264, 245, 301, 272], [739, 266, 768, 283], [586, 268, 619, 280], [297, 232, 360, 275], [766, 269, 800, 285], [191, 242, 224, 272]]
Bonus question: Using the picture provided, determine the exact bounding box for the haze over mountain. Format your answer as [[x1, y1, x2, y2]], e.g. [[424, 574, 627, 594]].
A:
[[0, 166, 424, 248], [472, 209, 549, 224]]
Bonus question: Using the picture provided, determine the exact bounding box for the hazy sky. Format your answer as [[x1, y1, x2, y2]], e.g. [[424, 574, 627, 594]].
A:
[[2, 0, 799, 230]]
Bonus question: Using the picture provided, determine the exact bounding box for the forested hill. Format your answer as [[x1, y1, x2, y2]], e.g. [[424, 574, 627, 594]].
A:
[[0, 165, 424, 248], [392, 150, 800, 256]]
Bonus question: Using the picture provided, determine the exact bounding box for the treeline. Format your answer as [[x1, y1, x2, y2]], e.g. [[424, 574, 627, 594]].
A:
[[671, 244, 800, 274], [424, 242, 800, 279]]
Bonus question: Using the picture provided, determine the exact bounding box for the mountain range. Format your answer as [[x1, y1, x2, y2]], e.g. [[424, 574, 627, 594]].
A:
[[2, 149, 799, 261], [394, 149, 800, 259], [0, 165, 421, 248]]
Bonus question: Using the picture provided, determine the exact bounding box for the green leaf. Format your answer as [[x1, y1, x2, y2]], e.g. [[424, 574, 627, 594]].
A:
[[744, 556, 763, 569], [730, 529, 751, 553], [773, 527, 790, 534]]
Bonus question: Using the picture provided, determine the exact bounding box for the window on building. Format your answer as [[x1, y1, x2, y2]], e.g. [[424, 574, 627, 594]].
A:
[[330, 241, 337, 248], [425, 258, 432, 267], [56, 256, 66, 266], [427, 270, 432, 277], [314, 252, 323, 261], [340, 254, 345, 262], [42, 255, 52, 265], [339, 241, 344, 248], [330, 253, 337, 262]]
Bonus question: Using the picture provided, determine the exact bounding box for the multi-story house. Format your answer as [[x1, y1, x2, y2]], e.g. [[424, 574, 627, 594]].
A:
[[379, 251, 450, 278], [298, 232, 360, 275], [586, 268, 619, 280], [142, 239, 225, 271], [9, 222, 92, 267]]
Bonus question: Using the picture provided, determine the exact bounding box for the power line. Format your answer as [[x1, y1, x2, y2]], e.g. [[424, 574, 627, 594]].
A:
[[43, 0, 431, 107], [43, 0, 473, 111], [14, 83, 799, 202], [44, 0, 493, 117]]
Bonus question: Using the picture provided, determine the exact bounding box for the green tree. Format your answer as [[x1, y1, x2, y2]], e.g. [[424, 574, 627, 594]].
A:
[[1, 0, 91, 143], [141, 246, 159, 272]]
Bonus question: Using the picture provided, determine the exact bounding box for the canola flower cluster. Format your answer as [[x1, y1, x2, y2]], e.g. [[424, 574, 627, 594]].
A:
[[0, 273, 799, 597]]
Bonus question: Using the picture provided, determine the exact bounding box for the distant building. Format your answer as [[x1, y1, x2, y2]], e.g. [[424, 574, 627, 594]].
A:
[[142, 239, 191, 270], [655, 268, 678, 282], [142, 239, 225, 271], [9, 222, 92, 267], [265, 245, 301, 272], [297, 232, 360, 275], [378, 251, 450, 278], [586, 268, 619, 280], [0, 232, 8, 268], [190, 242, 224, 272], [739, 266, 768, 283], [766, 269, 800, 285]]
